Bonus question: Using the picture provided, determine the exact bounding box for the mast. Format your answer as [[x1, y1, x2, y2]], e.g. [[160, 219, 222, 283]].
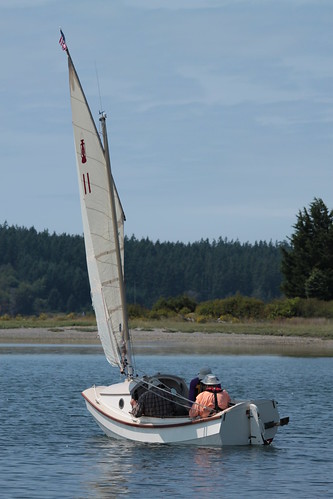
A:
[[100, 115, 133, 378]]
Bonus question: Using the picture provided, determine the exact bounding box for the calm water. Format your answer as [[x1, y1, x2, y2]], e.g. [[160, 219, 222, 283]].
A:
[[1, 345, 332, 498]]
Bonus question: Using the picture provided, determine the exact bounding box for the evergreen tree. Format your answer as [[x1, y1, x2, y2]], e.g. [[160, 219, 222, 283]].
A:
[[281, 198, 333, 300]]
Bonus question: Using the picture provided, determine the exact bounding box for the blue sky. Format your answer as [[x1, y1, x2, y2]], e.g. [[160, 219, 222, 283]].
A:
[[1, 0, 333, 243]]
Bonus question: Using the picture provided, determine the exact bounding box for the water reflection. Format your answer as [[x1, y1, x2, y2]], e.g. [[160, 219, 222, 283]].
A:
[[1, 341, 332, 357], [80, 437, 281, 497], [133, 342, 333, 357], [0, 343, 102, 355]]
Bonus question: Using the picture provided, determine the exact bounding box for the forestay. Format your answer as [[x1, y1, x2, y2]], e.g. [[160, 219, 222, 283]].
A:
[[67, 55, 126, 369]]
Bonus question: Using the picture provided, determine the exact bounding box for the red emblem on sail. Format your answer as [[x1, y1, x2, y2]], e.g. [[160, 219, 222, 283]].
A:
[[80, 139, 87, 163]]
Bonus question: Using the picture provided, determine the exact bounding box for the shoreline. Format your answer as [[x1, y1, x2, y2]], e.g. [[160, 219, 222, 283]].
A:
[[1, 327, 333, 356]]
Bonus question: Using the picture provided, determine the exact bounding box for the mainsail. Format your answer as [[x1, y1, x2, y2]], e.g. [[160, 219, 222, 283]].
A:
[[66, 50, 129, 370]]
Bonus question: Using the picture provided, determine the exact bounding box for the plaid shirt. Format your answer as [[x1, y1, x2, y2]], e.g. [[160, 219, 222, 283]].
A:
[[131, 387, 176, 418]]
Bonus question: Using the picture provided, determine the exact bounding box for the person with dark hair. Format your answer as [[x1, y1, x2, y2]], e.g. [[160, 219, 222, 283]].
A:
[[188, 367, 212, 402], [189, 374, 231, 419]]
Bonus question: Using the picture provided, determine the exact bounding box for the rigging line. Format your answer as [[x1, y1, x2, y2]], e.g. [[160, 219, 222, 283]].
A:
[[101, 291, 124, 369], [148, 386, 188, 409], [127, 334, 137, 375], [95, 61, 104, 115], [151, 379, 191, 404], [95, 61, 105, 139], [127, 326, 139, 372], [130, 372, 194, 409], [145, 380, 193, 410]]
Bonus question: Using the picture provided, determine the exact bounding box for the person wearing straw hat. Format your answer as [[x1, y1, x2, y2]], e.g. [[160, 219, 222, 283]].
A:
[[188, 367, 212, 402], [189, 374, 231, 418]]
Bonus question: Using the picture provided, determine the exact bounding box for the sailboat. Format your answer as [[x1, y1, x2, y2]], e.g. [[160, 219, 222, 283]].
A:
[[61, 31, 289, 446]]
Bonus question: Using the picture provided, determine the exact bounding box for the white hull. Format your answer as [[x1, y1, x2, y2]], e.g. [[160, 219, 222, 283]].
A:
[[82, 378, 282, 446]]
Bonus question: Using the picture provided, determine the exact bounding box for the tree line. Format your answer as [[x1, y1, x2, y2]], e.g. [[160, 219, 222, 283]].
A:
[[0, 222, 283, 316], [0, 223, 90, 316], [1, 198, 332, 316], [124, 236, 283, 307]]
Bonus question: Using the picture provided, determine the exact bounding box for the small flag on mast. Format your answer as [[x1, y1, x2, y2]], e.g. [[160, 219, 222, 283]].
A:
[[59, 29, 67, 51]]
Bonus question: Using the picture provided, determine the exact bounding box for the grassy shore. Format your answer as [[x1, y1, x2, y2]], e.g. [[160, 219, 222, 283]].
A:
[[0, 314, 96, 331], [1, 314, 333, 339], [131, 317, 333, 340], [1, 316, 333, 355]]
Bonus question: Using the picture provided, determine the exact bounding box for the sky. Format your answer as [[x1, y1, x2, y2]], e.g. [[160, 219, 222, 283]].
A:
[[1, 0, 333, 244]]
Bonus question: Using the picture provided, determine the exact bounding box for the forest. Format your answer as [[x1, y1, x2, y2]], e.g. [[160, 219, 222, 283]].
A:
[[0, 222, 284, 316]]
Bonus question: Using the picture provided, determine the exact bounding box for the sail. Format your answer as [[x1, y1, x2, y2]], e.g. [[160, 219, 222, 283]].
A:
[[67, 54, 126, 369]]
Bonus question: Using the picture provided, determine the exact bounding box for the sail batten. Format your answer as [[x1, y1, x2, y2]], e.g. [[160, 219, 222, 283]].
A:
[[66, 50, 129, 370], [102, 279, 120, 286]]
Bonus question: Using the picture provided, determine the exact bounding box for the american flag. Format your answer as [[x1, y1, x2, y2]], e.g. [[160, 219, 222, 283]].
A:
[[59, 29, 67, 51]]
